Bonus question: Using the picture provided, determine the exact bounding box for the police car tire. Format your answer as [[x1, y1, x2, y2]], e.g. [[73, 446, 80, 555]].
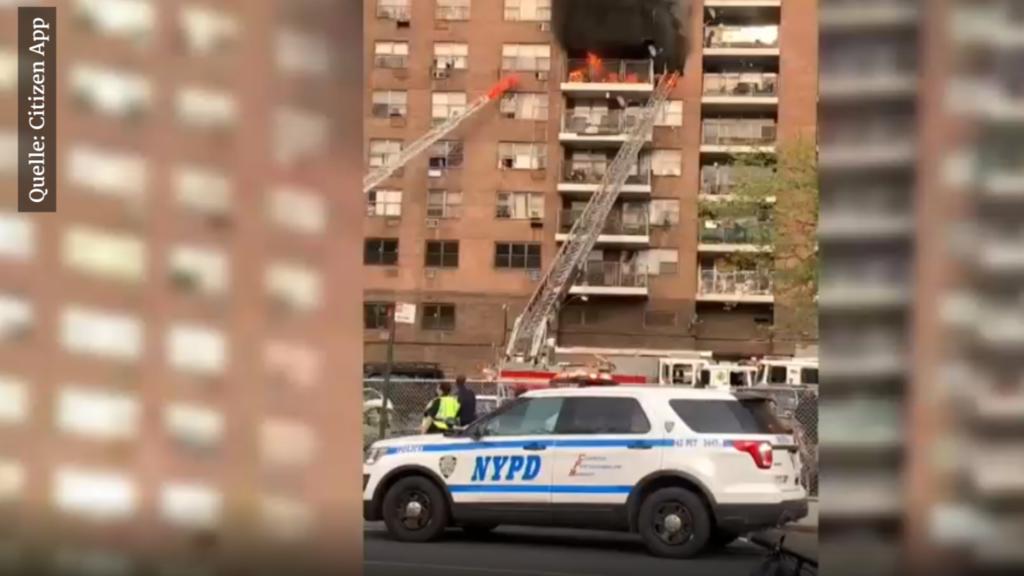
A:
[[637, 488, 712, 559], [382, 476, 450, 543]]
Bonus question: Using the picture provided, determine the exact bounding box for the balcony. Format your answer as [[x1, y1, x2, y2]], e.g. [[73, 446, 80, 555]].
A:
[[557, 209, 650, 246], [560, 110, 653, 147], [702, 73, 779, 106], [558, 161, 652, 197], [701, 119, 776, 154], [818, 128, 916, 171], [698, 270, 774, 303], [821, 0, 918, 30], [704, 25, 780, 56], [698, 220, 771, 253], [820, 69, 917, 101], [569, 262, 649, 297], [700, 164, 774, 197], [561, 58, 655, 95]]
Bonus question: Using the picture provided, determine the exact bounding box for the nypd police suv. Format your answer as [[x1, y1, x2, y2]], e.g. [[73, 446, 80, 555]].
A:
[[363, 387, 808, 558]]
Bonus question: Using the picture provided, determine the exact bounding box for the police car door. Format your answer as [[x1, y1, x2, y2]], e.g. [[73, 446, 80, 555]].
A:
[[550, 396, 663, 510], [442, 396, 562, 509]]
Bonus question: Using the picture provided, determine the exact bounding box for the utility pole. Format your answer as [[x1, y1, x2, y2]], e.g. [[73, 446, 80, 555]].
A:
[[378, 303, 397, 440]]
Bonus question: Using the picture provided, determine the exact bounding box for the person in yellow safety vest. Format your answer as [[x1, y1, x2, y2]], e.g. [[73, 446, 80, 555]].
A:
[[422, 381, 461, 434]]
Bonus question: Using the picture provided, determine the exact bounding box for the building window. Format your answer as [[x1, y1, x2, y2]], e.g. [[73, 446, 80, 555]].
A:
[[501, 44, 551, 71], [160, 482, 222, 529], [179, 4, 239, 56], [650, 199, 680, 227], [369, 139, 402, 168], [72, 0, 155, 42], [0, 375, 28, 426], [371, 90, 408, 118], [53, 466, 136, 522], [62, 226, 146, 284], [641, 249, 679, 276], [436, 0, 470, 20], [0, 213, 35, 261], [495, 243, 541, 269], [374, 41, 409, 68], [0, 458, 24, 503], [168, 245, 228, 296], [365, 239, 399, 266], [167, 324, 226, 376], [364, 302, 392, 330], [61, 306, 142, 362], [176, 87, 237, 131], [376, 0, 410, 20], [498, 142, 546, 170], [504, 0, 551, 21], [422, 304, 456, 331], [276, 29, 330, 76], [268, 187, 327, 234], [261, 420, 317, 468], [499, 93, 548, 120], [428, 141, 464, 170], [367, 189, 402, 217], [69, 145, 147, 200], [431, 92, 467, 122], [70, 65, 151, 119], [656, 101, 684, 127], [496, 191, 544, 219], [164, 403, 223, 452], [433, 43, 468, 70], [0, 294, 32, 343], [265, 341, 322, 390], [427, 190, 462, 219], [174, 165, 232, 219], [425, 241, 459, 268], [651, 149, 682, 176], [261, 496, 312, 542], [266, 263, 322, 313], [274, 107, 328, 166], [55, 386, 139, 441]]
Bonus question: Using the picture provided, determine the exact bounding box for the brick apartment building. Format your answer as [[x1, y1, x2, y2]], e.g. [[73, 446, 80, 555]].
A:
[[363, 0, 819, 375], [0, 0, 358, 573]]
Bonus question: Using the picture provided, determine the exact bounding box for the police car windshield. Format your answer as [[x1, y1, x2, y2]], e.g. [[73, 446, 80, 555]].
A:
[[466, 397, 563, 437]]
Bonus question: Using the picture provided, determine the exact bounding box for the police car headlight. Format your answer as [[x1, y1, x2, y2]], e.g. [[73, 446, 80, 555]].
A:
[[364, 446, 386, 466]]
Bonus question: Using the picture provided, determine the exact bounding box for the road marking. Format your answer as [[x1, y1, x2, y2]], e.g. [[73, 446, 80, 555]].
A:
[[364, 561, 608, 576]]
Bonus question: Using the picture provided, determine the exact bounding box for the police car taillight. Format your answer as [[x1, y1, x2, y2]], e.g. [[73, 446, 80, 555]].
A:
[[733, 441, 773, 469]]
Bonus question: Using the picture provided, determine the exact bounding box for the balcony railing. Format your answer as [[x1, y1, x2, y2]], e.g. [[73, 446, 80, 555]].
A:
[[700, 270, 773, 296], [699, 220, 771, 244], [562, 162, 651, 186], [565, 58, 654, 84], [703, 73, 779, 97], [705, 25, 780, 49], [702, 119, 777, 146], [562, 110, 647, 137], [560, 209, 649, 236], [575, 262, 649, 288], [700, 165, 774, 195]]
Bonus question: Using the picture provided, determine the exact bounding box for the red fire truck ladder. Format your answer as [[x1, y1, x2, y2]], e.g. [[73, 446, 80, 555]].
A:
[[362, 76, 520, 194], [503, 72, 679, 365]]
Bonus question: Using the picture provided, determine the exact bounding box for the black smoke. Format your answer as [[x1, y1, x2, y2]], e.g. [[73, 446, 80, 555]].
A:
[[552, 0, 691, 73]]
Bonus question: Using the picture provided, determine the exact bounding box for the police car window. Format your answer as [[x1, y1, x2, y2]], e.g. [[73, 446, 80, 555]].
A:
[[480, 397, 563, 436], [555, 397, 651, 435], [670, 399, 785, 434], [801, 368, 819, 385], [769, 366, 788, 384]]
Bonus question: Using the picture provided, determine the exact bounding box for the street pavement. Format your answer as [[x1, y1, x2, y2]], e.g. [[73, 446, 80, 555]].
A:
[[364, 522, 775, 576]]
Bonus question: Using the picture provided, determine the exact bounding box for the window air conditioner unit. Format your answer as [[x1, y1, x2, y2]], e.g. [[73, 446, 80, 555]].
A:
[[425, 218, 440, 228]]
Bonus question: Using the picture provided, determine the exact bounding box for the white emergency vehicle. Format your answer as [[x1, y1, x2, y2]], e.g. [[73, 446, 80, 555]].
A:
[[363, 387, 808, 558]]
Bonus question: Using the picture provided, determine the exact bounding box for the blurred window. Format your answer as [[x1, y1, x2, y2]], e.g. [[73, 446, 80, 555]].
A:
[[363, 303, 391, 330], [656, 101, 684, 127], [374, 41, 408, 68], [372, 90, 408, 118], [437, 0, 470, 20], [176, 87, 237, 131], [367, 189, 402, 217], [650, 199, 680, 226], [425, 240, 459, 268], [504, 0, 551, 21], [61, 306, 142, 361], [495, 243, 542, 270], [496, 192, 544, 219], [0, 213, 34, 260], [266, 263, 322, 313], [376, 0, 410, 20], [0, 458, 24, 502], [261, 496, 312, 541], [277, 29, 329, 76], [422, 303, 456, 331], [365, 238, 399, 265], [268, 187, 327, 234], [56, 386, 139, 441], [69, 145, 147, 200], [72, 0, 155, 42], [53, 466, 136, 521], [0, 294, 32, 342], [167, 324, 226, 376], [179, 4, 238, 56], [70, 64, 150, 119], [501, 44, 551, 71], [265, 341, 321, 389], [261, 420, 317, 468], [431, 92, 467, 120], [369, 139, 403, 168], [426, 190, 462, 219], [174, 165, 232, 219], [0, 375, 28, 425], [62, 226, 146, 283], [499, 93, 548, 120], [434, 43, 468, 69], [275, 107, 328, 166], [168, 245, 228, 296], [651, 149, 682, 176], [497, 142, 546, 170], [164, 403, 223, 452], [159, 481, 222, 529]]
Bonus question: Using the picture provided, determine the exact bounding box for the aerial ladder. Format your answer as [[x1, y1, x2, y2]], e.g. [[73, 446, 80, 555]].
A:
[[503, 71, 679, 367], [363, 75, 520, 194]]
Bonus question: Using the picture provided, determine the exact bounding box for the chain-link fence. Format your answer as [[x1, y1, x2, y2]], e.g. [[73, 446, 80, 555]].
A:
[[361, 379, 818, 496]]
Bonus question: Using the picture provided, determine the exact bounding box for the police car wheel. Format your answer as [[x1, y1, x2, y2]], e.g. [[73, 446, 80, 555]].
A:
[[637, 488, 711, 559], [382, 476, 449, 542]]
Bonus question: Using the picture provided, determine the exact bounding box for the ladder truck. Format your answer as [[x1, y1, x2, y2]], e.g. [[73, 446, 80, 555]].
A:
[[363, 76, 520, 194], [500, 71, 680, 387]]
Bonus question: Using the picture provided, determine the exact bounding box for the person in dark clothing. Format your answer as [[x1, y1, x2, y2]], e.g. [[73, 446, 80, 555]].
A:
[[454, 375, 477, 427]]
